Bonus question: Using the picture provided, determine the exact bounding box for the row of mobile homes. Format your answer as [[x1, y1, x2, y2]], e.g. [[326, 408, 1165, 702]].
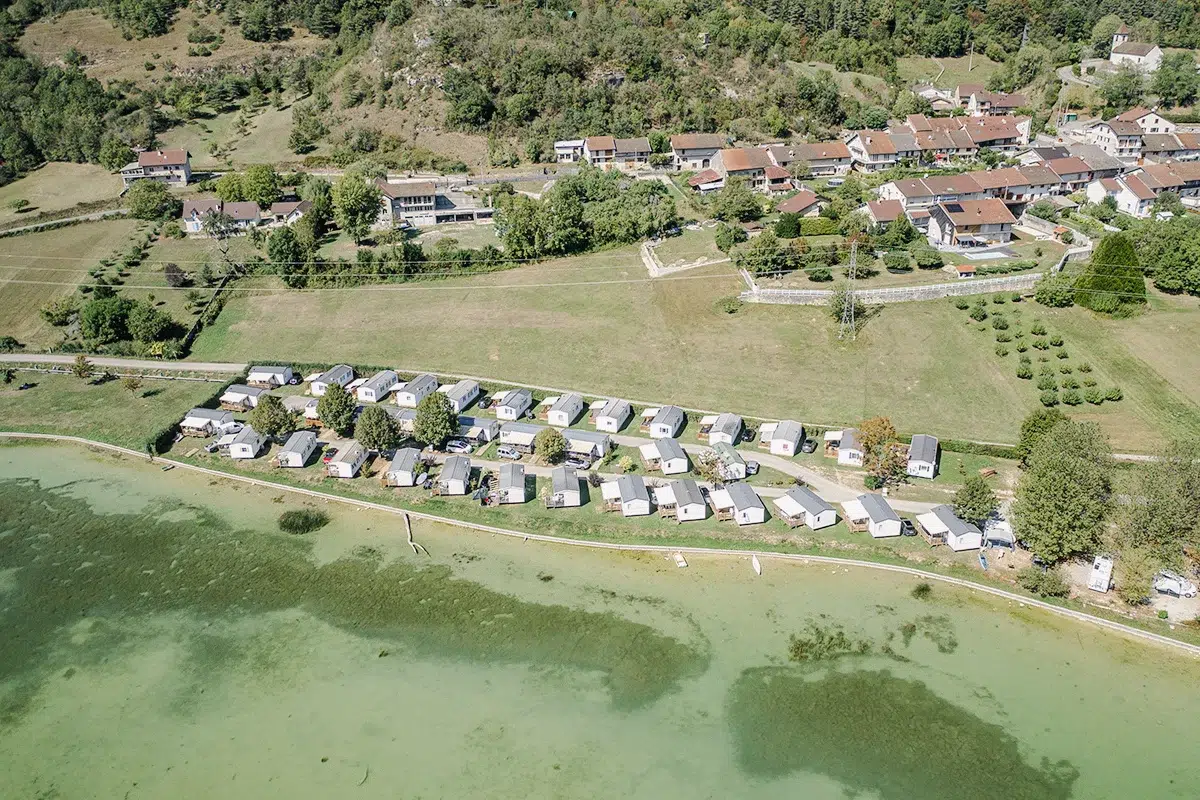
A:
[[906, 434, 939, 479], [382, 447, 425, 487], [497, 463, 528, 504], [546, 466, 583, 508], [712, 442, 747, 481], [699, 412, 743, 445], [437, 456, 471, 495], [499, 421, 544, 453], [311, 364, 354, 396], [358, 370, 399, 403], [643, 405, 685, 439], [842, 494, 902, 538], [563, 429, 611, 459], [639, 438, 689, 475], [758, 420, 804, 456], [395, 374, 438, 407], [710, 482, 766, 526], [591, 398, 632, 432], [602, 475, 652, 517], [495, 388, 534, 420], [326, 441, 368, 478], [181, 408, 233, 436], [442, 379, 481, 413], [653, 479, 707, 522], [220, 384, 268, 411], [229, 426, 268, 460], [916, 505, 983, 551], [247, 365, 294, 388], [457, 416, 499, 443], [773, 487, 837, 530], [546, 393, 585, 427], [273, 431, 318, 468]]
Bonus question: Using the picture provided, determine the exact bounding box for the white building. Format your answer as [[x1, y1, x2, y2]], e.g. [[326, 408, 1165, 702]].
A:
[[181, 408, 233, 437], [591, 398, 632, 433], [917, 505, 983, 551], [228, 426, 267, 460], [311, 364, 354, 397], [499, 421, 544, 453], [246, 365, 294, 388], [441, 379, 481, 413], [554, 139, 585, 163], [653, 478, 707, 522], [497, 462, 528, 504], [357, 370, 399, 404], [547, 466, 582, 508], [773, 486, 837, 530], [836, 428, 864, 467], [437, 456, 471, 495], [711, 482, 766, 526], [847, 494, 902, 538], [325, 441, 367, 478], [120, 148, 191, 188], [219, 384, 268, 411], [456, 415, 499, 443], [639, 437, 689, 475], [907, 434, 939, 479], [382, 447, 425, 487], [712, 442, 747, 481], [758, 420, 804, 456], [701, 412, 743, 445], [562, 428, 611, 459], [669, 133, 726, 170], [394, 374, 439, 408], [1109, 26, 1163, 71], [647, 405, 685, 439], [273, 431, 317, 468], [494, 388, 534, 421], [601, 475, 652, 517], [546, 393, 584, 427]]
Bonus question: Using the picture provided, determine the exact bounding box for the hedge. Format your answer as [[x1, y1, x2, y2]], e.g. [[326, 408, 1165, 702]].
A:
[[798, 217, 840, 236]]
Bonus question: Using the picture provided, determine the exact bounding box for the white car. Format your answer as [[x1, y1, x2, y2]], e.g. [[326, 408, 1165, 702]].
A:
[[445, 439, 473, 454], [496, 445, 522, 460], [218, 421, 244, 435], [1153, 571, 1198, 598]]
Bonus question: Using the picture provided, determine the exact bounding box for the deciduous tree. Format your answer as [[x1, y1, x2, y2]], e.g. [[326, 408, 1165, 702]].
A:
[[354, 405, 401, 451], [414, 392, 456, 448], [535, 427, 567, 464], [316, 383, 357, 436], [332, 174, 382, 244], [250, 394, 299, 440]]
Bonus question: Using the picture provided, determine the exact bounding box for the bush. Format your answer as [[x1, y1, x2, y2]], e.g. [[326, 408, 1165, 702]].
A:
[[884, 251, 911, 271], [715, 296, 743, 314], [1039, 390, 1059, 407], [1016, 364, 1033, 379], [864, 474, 883, 490], [1010, 292, 1022, 302], [1037, 376, 1057, 391], [995, 345, 1009, 357], [953, 298, 970, 310], [1084, 388, 1103, 404], [1062, 390, 1083, 405], [992, 293, 1007, 305], [798, 217, 840, 235], [995, 332, 1012, 343], [1030, 322, 1046, 335], [1049, 335, 1063, 346], [1082, 378, 1096, 387], [1106, 386, 1123, 401], [991, 315, 1008, 330], [1061, 377, 1079, 390], [1017, 566, 1070, 598], [1158, 609, 1169, 620], [278, 509, 330, 535], [1056, 349, 1069, 359], [969, 304, 988, 322], [1015, 341, 1028, 352], [1077, 362, 1091, 373], [914, 248, 943, 269], [911, 582, 932, 599], [807, 267, 833, 282], [1018, 353, 1031, 364], [1032, 338, 1049, 350]]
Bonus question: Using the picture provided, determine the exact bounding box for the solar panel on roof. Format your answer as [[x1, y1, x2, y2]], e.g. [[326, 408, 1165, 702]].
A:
[[945, 203, 963, 213]]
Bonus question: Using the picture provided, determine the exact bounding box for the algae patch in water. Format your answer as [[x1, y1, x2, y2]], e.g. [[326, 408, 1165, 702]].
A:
[[728, 667, 1079, 800], [0, 477, 708, 723]]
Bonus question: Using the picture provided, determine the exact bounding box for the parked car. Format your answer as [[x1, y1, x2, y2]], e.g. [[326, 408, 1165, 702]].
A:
[[322, 447, 339, 464], [497, 445, 522, 460], [445, 439, 473, 454], [218, 421, 244, 435], [900, 519, 917, 537], [741, 428, 756, 443], [478, 396, 493, 409], [745, 460, 760, 476], [1153, 570, 1198, 598], [564, 454, 592, 470], [800, 438, 817, 454], [203, 442, 220, 453]]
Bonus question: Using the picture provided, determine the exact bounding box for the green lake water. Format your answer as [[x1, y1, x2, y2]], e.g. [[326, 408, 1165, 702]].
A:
[[1, 443, 1199, 799]]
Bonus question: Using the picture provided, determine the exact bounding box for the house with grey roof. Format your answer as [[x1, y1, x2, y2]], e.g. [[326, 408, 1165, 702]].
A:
[[394, 374, 439, 408], [181, 407, 234, 436], [653, 478, 707, 522], [648, 405, 685, 439], [917, 505, 983, 551], [311, 364, 354, 397], [219, 384, 267, 411], [711, 482, 765, 526], [773, 486, 836, 530], [907, 434, 939, 479], [639, 437, 688, 474], [712, 441, 747, 481], [499, 421, 545, 452], [357, 370, 399, 403], [457, 415, 499, 443], [701, 412, 743, 445], [495, 388, 534, 421], [273, 431, 317, 468], [547, 466, 582, 508], [437, 455, 471, 495], [562, 428, 611, 458], [759, 420, 805, 456], [855, 494, 902, 538], [325, 441, 368, 478], [229, 426, 267, 460], [442, 379, 481, 413], [246, 365, 294, 388], [601, 475, 651, 516], [591, 398, 631, 433], [382, 447, 425, 487], [837, 428, 864, 466], [497, 462, 528, 504], [546, 393, 585, 427]]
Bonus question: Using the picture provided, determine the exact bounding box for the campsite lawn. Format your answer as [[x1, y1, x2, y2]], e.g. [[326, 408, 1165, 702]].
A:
[[0, 164, 123, 228]]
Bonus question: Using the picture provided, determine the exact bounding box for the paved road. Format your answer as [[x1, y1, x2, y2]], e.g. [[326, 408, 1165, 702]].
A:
[[0, 207, 128, 236]]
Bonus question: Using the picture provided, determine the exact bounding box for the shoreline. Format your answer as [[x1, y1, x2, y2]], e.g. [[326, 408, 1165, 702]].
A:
[[3, 430, 1199, 658]]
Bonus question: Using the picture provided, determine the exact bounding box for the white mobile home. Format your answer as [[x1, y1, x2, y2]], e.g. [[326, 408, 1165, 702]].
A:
[[437, 455, 471, 495], [601, 475, 652, 517], [235, 391, 272, 418], [547, 393, 585, 427], [381, 406, 418, 435], [712, 442, 747, 481], [857, 494, 902, 538], [283, 395, 321, 426], [325, 441, 368, 478], [701, 412, 743, 445], [246, 365, 294, 388], [648, 405, 685, 439], [457, 415, 499, 443], [591, 398, 632, 433], [311, 364, 354, 397], [273, 431, 317, 468], [907, 434, 939, 479], [916, 505, 982, 551], [653, 478, 708, 522], [499, 421, 545, 453], [382, 447, 425, 487], [759, 420, 805, 456], [639, 437, 689, 475], [180, 408, 233, 436], [495, 388, 534, 421], [837, 428, 864, 466], [228, 426, 267, 460], [711, 482, 766, 526], [497, 462, 528, 504], [773, 486, 837, 530], [357, 370, 399, 403], [563, 428, 611, 458], [394, 374, 439, 407], [546, 465, 582, 508], [441, 379, 481, 413]]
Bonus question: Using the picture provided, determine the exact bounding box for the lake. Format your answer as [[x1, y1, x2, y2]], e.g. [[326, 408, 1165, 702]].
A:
[[1, 443, 1197, 799]]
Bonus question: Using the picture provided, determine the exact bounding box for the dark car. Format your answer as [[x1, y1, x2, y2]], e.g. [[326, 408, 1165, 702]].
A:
[[478, 396, 493, 409], [17, 383, 34, 390], [741, 428, 756, 443], [800, 438, 817, 454], [321, 447, 339, 464], [900, 519, 917, 537]]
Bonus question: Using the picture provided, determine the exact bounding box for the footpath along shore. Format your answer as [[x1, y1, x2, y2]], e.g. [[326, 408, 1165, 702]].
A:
[[2, 431, 1198, 658]]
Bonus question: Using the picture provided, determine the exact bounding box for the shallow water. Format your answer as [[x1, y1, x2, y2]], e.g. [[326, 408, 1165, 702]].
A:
[[1, 444, 1198, 799]]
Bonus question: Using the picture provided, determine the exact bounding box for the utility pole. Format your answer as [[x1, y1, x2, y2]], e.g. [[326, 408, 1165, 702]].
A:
[[968, 40, 973, 73], [838, 240, 858, 342]]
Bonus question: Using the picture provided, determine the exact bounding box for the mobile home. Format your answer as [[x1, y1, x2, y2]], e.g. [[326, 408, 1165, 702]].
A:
[[442, 379, 481, 413], [759, 420, 805, 456], [648, 405, 685, 439], [497, 462, 528, 504], [228, 426, 267, 460], [711, 482, 766, 526], [273, 431, 317, 468], [456, 415, 499, 443], [856, 494, 902, 538], [325, 441, 368, 478], [773, 486, 837, 530], [906, 434, 939, 479], [546, 465, 582, 508], [546, 393, 585, 427], [394, 374, 439, 407], [916, 505, 982, 551], [220, 384, 267, 411], [836, 428, 864, 466], [382, 447, 425, 487], [591, 398, 632, 433], [563, 428, 611, 458], [499, 421, 545, 453], [653, 479, 707, 522], [311, 364, 354, 397], [246, 365, 294, 388], [701, 412, 743, 445], [436, 455, 471, 495], [357, 370, 400, 403], [639, 437, 689, 475], [712, 442, 747, 481], [601, 475, 652, 516], [180, 408, 233, 436], [495, 388, 534, 421]]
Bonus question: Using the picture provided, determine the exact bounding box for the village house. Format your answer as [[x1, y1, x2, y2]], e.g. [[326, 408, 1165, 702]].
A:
[[1085, 175, 1157, 217], [967, 90, 1027, 116], [653, 479, 707, 522], [273, 431, 317, 468], [436, 455, 471, 495], [228, 426, 267, 460], [907, 434, 939, 479], [710, 482, 765, 526], [440, 379, 481, 413], [927, 199, 1016, 248], [562, 428, 611, 459], [670, 134, 726, 170], [219, 384, 267, 411], [1141, 132, 1200, 162], [545, 393, 584, 427], [773, 486, 837, 530], [583, 136, 617, 168], [917, 505, 983, 551], [867, 199, 905, 226], [266, 200, 311, 227], [712, 441, 747, 481], [843, 494, 902, 538], [394, 374, 439, 408], [776, 190, 823, 217], [614, 137, 652, 171], [639, 437, 689, 475], [246, 365, 294, 388], [494, 388, 534, 421], [700, 412, 743, 445], [180, 408, 233, 437], [646, 405, 685, 439], [554, 139, 584, 163], [498, 421, 544, 454], [590, 398, 632, 433], [496, 462, 528, 505], [712, 147, 777, 193], [326, 441, 368, 478], [456, 415, 499, 443], [121, 149, 191, 188], [546, 465, 582, 508], [1109, 26, 1163, 71], [847, 131, 899, 173], [181, 199, 261, 234], [310, 364, 354, 397], [1088, 118, 1145, 163], [601, 475, 652, 517], [954, 84, 985, 108], [382, 447, 425, 487], [1043, 157, 1093, 193], [377, 180, 437, 226], [771, 141, 853, 177], [357, 370, 399, 404], [687, 169, 725, 194], [877, 174, 987, 210], [758, 420, 804, 456]]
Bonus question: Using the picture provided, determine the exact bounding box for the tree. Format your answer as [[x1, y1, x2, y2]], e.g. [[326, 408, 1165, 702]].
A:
[[98, 136, 134, 171], [1012, 419, 1113, 562], [70, 354, 93, 381], [126, 301, 173, 342], [1076, 232, 1145, 313], [1098, 63, 1145, 111], [775, 213, 800, 238], [712, 177, 761, 222], [243, 164, 282, 208], [1117, 438, 1200, 563], [80, 296, 133, 343], [126, 181, 177, 220], [354, 405, 401, 451], [858, 417, 905, 484], [332, 174, 383, 244], [1017, 407, 1067, 466], [250, 394, 299, 440], [1152, 51, 1200, 108], [266, 227, 304, 271], [1152, 191, 1185, 217], [738, 228, 787, 275], [121, 376, 142, 395], [714, 221, 747, 252], [535, 427, 567, 464], [1090, 15, 1124, 58], [40, 296, 77, 326], [316, 383, 357, 436], [954, 475, 998, 525], [215, 172, 247, 203], [414, 391, 456, 448]]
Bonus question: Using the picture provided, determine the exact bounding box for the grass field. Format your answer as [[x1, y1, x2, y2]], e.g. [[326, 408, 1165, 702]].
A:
[[896, 56, 1002, 90], [159, 105, 306, 170], [788, 62, 888, 103], [0, 164, 122, 227], [652, 227, 723, 268]]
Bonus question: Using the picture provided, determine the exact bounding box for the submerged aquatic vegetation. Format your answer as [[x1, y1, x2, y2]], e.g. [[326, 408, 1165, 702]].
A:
[[277, 508, 330, 534]]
